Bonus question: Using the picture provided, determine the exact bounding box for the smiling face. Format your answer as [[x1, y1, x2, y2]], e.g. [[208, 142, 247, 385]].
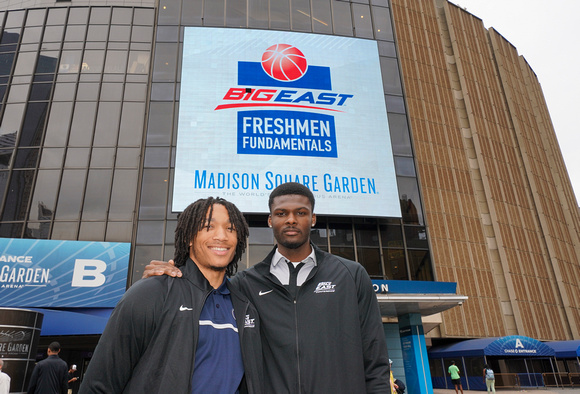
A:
[[268, 194, 316, 260], [189, 204, 237, 274]]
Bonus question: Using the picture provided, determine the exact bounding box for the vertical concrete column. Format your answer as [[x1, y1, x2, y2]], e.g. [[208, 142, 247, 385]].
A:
[[399, 313, 433, 394]]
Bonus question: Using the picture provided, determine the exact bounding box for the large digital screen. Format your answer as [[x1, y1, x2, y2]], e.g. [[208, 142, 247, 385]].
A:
[[0, 238, 130, 308], [174, 27, 401, 217]]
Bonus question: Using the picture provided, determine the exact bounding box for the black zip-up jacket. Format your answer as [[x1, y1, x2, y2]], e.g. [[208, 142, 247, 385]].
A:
[[232, 244, 390, 393], [79, 258, 263, 394]]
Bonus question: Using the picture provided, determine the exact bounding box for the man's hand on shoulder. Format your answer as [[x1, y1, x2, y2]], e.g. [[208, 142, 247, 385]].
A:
[[142, 259, 183, 279]]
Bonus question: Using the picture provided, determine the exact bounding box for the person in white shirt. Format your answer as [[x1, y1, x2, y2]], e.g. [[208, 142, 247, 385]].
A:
[[0, 359, 11, 394]]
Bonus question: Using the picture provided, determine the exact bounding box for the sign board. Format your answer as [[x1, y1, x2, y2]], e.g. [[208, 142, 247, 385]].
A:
[[174, 27, 400, 217]]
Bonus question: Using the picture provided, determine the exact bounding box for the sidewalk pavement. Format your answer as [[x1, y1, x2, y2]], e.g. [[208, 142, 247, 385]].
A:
[[433, 388, 580, 394]]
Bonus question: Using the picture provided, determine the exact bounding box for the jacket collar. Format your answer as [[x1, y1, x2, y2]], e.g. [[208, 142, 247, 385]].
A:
[[180, 257, 214, 293]]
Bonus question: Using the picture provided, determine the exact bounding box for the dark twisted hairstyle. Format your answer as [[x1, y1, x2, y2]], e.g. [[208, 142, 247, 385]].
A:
[[174, 197, 249, 277]]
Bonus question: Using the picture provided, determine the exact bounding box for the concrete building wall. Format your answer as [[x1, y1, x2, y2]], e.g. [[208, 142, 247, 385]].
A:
[[391, 0, 580, 341]]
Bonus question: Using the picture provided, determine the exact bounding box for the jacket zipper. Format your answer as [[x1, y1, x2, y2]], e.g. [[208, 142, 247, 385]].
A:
[[294, 297, 301, 394]]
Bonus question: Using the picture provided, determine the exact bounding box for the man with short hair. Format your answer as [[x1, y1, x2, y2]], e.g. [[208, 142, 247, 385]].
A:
[[80, 197, 263, 393], [448, 360, 464, 394], [28, 341, 69, 394], [145, 183, 390, 393], [0, 359, 10, 394], [67, 364, 79, 394]]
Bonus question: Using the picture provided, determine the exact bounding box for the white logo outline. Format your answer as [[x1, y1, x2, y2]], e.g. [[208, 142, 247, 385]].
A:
[[179, 305, 193, 311], [259, 289, 273, 296]]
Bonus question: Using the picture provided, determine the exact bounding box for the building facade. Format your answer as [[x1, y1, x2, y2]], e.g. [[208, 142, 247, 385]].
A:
[[0, 0, 578, 377]]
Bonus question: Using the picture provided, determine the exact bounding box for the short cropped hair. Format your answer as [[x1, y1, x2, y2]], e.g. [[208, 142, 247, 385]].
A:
[[48, 342, 61, 352], [174, 197, 249, 277], [268, 182, 315, 212]]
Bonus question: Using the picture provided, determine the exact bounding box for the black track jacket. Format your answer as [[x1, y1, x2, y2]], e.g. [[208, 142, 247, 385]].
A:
[[79, 258, 263, 394], [232, 244, 390, 393]]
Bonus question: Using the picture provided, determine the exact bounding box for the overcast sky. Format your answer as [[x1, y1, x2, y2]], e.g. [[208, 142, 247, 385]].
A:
[[450, 0, 580, 202]]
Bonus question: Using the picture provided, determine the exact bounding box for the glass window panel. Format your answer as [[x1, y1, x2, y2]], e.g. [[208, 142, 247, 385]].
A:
[[143, 146, 169, 168], [118, 102, 145, 147], [372, 6, 393, 41], [29, 83, 53, 101], [29, 169, 59, 220], [0, 84, 5, 101], [408, 250, 433, 281], [204, 0, 225, 26], [248, 0, 268, 28], [65, 25, 87, 42], [354, 223, 379, 247], [81, 50, 105, 74], [93, 102, 121, 146], [385, 95, 405, 114], [14, 148, 39, 168], [76, 82, 99, 101], [69, 102, 97, 146], [1, 29, 21, 45], [248, 226, 274, 245], [136, 220, 164, 244], [36, 52, 59, 73], [378, 41, 396, 57], [352, 4, 373, 38], [404, 226, 428, 249], [25, 221, 51, 239], [357, 247, 382, 277], [312, 0, 332, 34], [26, 9, 46, 26], [109, 25, 130, 41], [388, 113, 411, 156], [90, 7, 111, 24], [0, 53, 15, 75], [14, 52, 36, 75], [52, 221, 78, 240], [134, 9, 155, 25], [104, 50, 128, 74], [226, 0, 247, 28], [371, 0, 389, 6], [112, 8, 133, 24], [0, 222, 24, 238], [79, 221, 106, 241], [398, 177, 423, 225], [156, 26, 178, 42], [68, 8, 89, 24], [1, 103, 25, 137], [291, 0, 312, 32], [150, 83, 174, 101], [380, 57, 402, 95], [380, 224, 403, 248], [90, 147, 115, 167], [0, 149, 13, 168], [47, 8, 67, 25], [109, 169, 138, 221], [158, 0, 180, 24], [55, 169, 87, 220], [152, 43, 177, 82], [100, 82, 123, 101], [127, 51, 150, 74], [394, 156, 416, 177], [139, 168, 168, 220], [7, 84, 29, 102], [2, 169, 34, 221], [330, 246, 355, 261], [39, 147, 64, 168], [115, 147, 140, 168], [328, 220, 354, 246], [87, 25, 109, 42], [124, 83, 147, 101], [82, 169, 112, 220], [5, 10, 25, 28], [383, 248, 407, 280], [131, 26, 153, 43], [59, 50, 82, 73], [146, 102, 173, 146], [271, 0, 290, 29], [19, 102, 48, 147], [44, 102, 73, 147], [0, 170, 6, 195], [105, 221, 133, 242], [131, 245, 162, 284], [22, 26, 42, 43], [164, 219, 177, 243], [331, 1, 353, 36], [65, 147, 90, 168]]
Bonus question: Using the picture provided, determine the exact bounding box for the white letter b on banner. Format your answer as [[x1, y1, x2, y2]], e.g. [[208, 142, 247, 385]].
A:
[[71, 259, 107, 287]]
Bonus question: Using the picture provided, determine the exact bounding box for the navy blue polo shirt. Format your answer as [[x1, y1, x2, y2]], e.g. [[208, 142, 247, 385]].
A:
[[191, 277, 244, 393]]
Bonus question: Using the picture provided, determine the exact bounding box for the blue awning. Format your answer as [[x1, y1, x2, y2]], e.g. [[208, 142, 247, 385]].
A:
[[30, 308, 113, 336], [544, 340, 580, 358], [429, 336, 555, 358]]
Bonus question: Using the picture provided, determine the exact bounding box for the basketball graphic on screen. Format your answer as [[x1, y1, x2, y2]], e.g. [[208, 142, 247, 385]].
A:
[[261, 44, 308, 81]]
